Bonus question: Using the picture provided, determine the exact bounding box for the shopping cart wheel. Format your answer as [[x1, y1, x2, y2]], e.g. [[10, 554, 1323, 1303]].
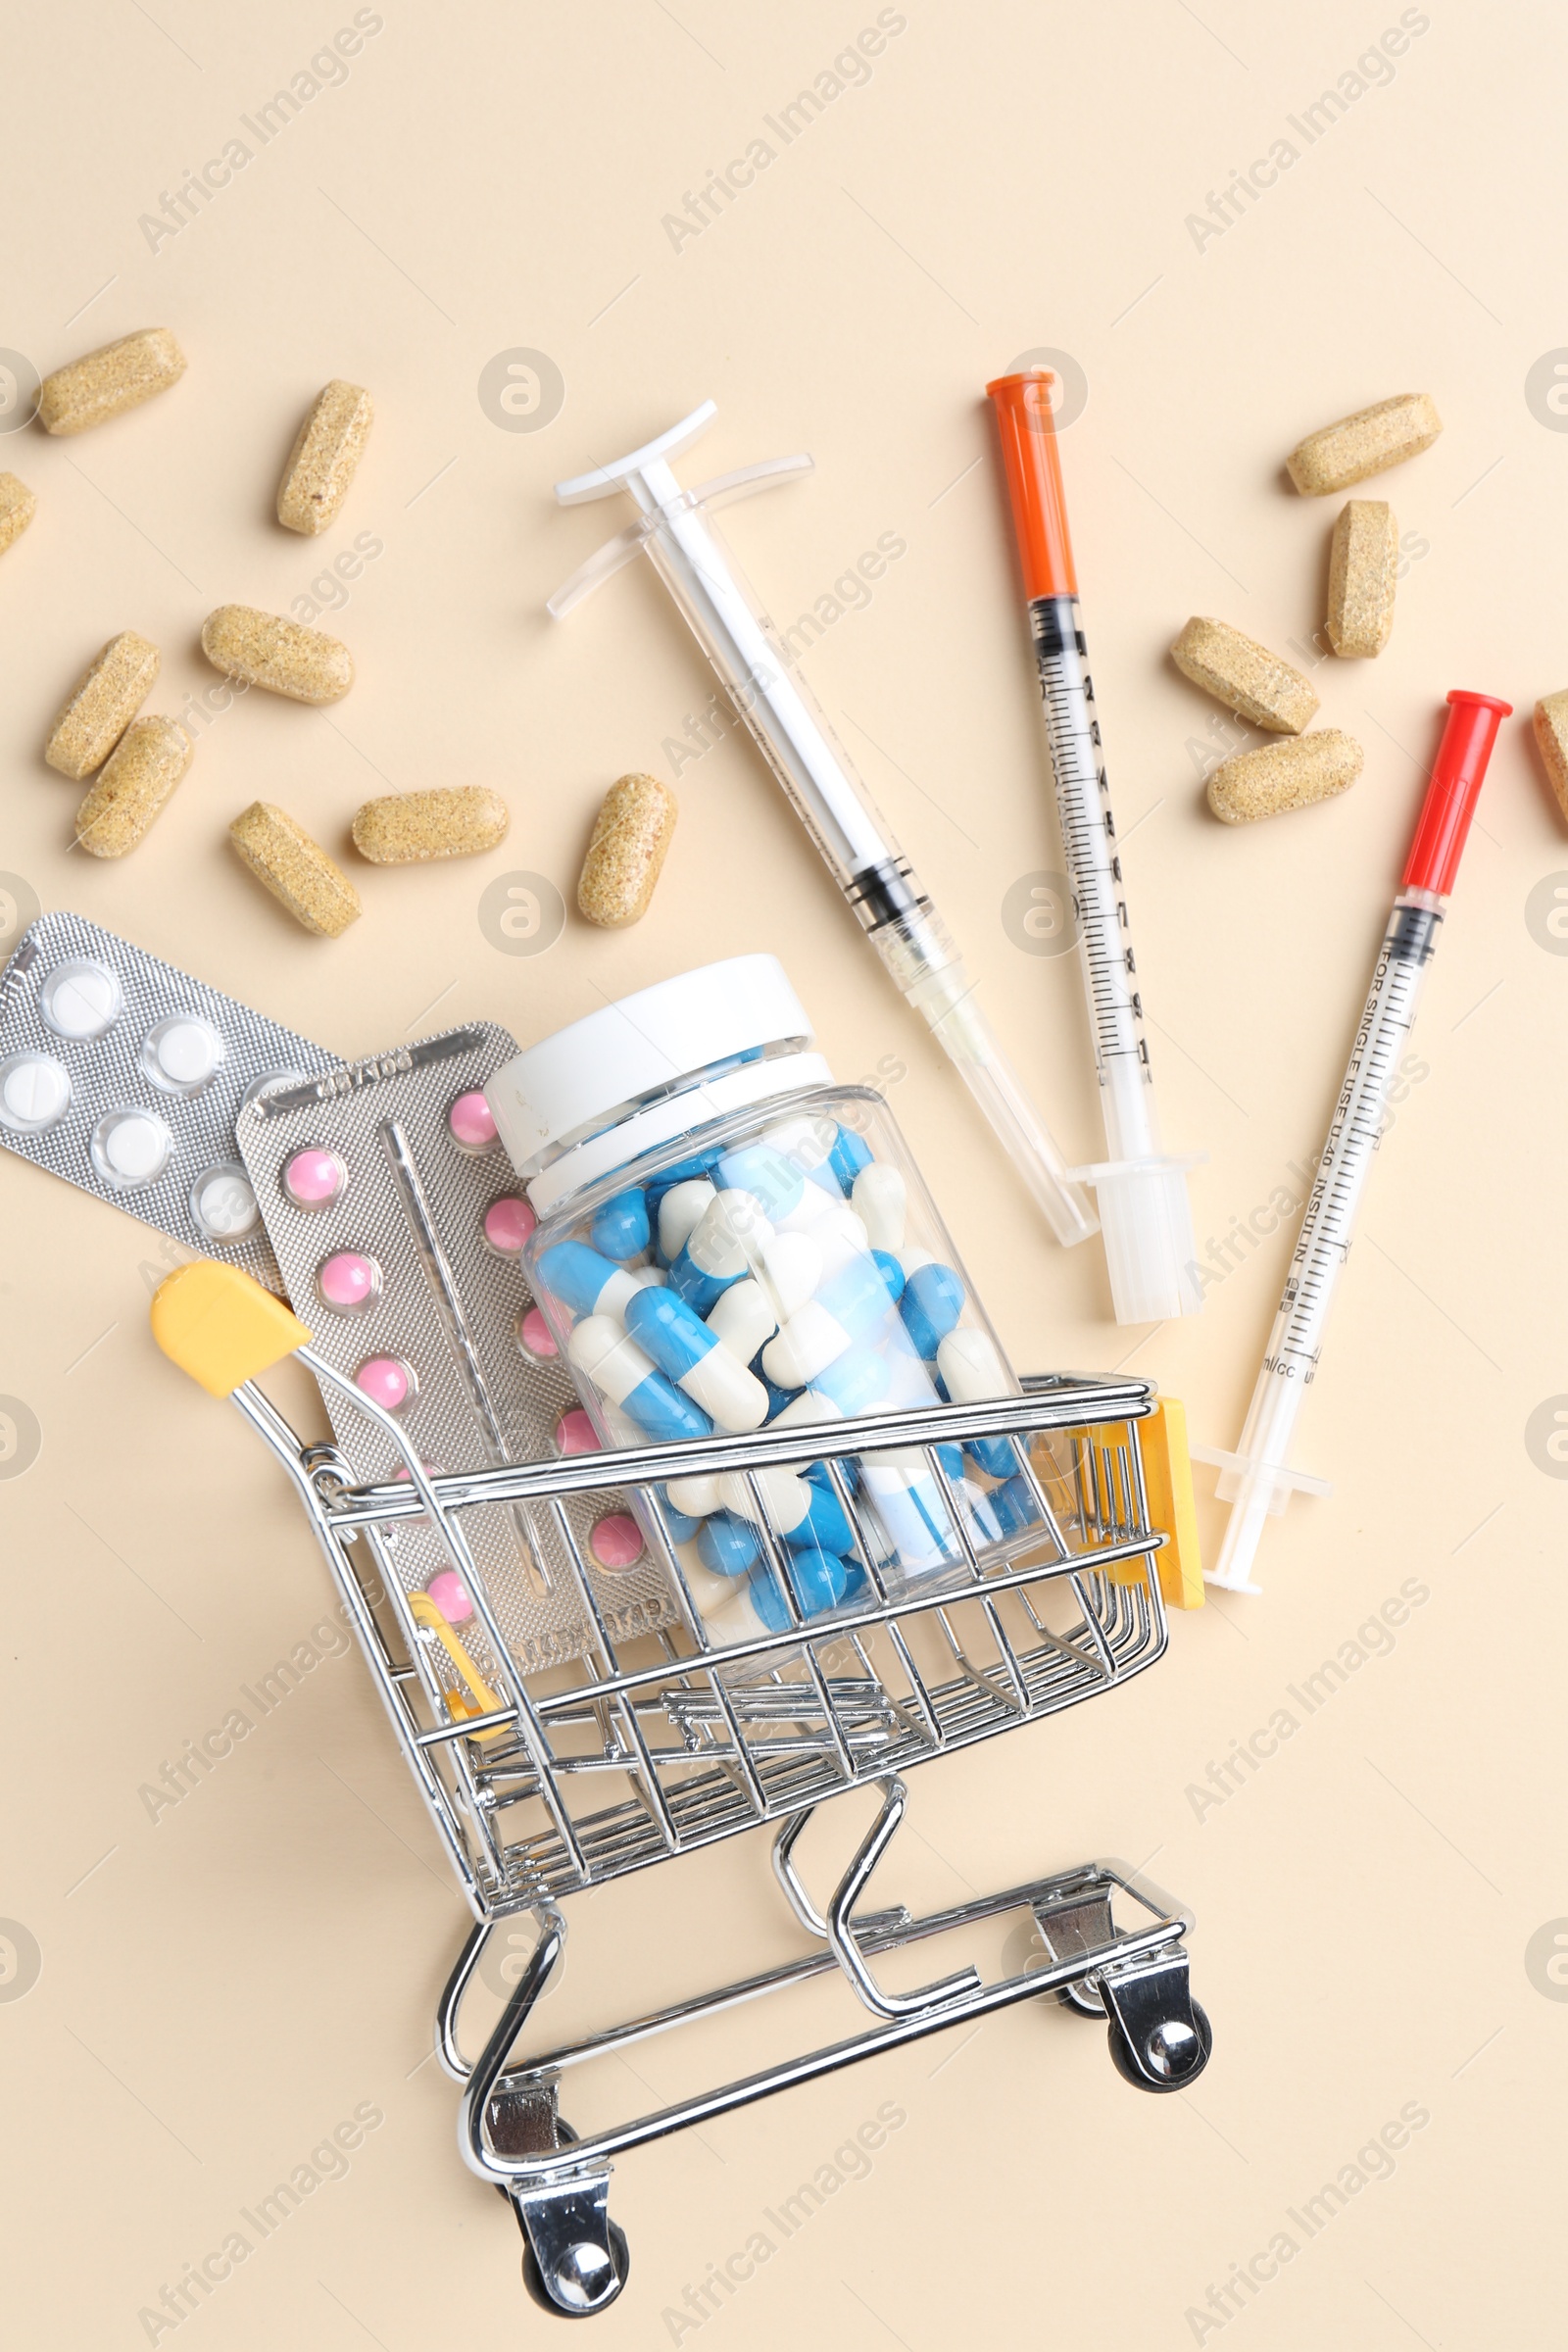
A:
[[1102, 1954, 1211, 2092], [1106, 1998, 1210, 2092], [519, 2219, 631, 2318], [501, 2125, 631, 2319]]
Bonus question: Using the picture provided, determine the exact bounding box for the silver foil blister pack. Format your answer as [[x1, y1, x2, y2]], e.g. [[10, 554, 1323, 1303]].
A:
[[0, 910, 337, 1294], [238, 1022, 681, 1673]]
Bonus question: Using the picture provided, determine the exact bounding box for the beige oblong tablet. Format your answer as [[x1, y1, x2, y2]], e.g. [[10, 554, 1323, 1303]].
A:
[[37, 328, 186, 436], [74, 717, 192, 858], [0, 472, 35, 557], [229, 802, 361, 936], [276, 380, 374, 536], [577, 772, 678, 927], [1207, 731, 1363, 825], [1286, 395, 1442, 496], [1170, 617, 1318, 733], [45, 631, 161, 778], [1533, 692, 1568, 825], [351, 787, 509, 863], [1326, 501, 1397, 659], [201, 605, 353, 703]]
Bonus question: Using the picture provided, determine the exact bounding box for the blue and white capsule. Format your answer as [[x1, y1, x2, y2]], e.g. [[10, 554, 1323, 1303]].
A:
[[705, 1276, 777, 1368], [761, 1113, 843, 1196], [718, 1132, 840, 1231], [537, 1239, 663, 1324], [862, 1451, 961, 1571], [566, 1314, 712, 1444], [755, 1230, 820, 1321], [666, 1188, 774, 1313], [829, 1123, 874, 1193], [812, 1203, 872, 1282], [747, 1544, 848, 1630], [716, 1463, 856, 1557], [899, 1258, 965, 1359], [986, 1472, 1046, 1539], [695, 1512, 760, 1577], [590, 1187, 650, 1262], [938, 1326, 1018, 1479], [656, 1177, 715, 1265], [852, 1161, 906, 1251], [761, 1247, 897, 1390], [624, 1283, 769, 1432]]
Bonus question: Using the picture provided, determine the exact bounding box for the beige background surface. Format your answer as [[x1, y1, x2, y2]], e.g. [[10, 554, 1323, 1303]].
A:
[[3, 1, 1566, 2343]]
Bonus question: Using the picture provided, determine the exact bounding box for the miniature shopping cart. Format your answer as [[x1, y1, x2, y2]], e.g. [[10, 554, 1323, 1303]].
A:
[[152, 1262, 1210, 2319]]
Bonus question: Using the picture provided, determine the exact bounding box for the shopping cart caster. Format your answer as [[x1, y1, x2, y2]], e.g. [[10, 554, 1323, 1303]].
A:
[[490, 2117, 632, 2318], [518, 2216, 631, 2319], [1101, 1953, 1211, 2092]]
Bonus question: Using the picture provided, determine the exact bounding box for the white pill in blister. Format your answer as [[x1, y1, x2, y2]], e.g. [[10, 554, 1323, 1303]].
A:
[[191, 1161, 261, 1241], [91, 1105, 172, 1188], [38, 958, 122, 1040], [0, 1053, 72, 1133], [142, 1013, 224, 1095]]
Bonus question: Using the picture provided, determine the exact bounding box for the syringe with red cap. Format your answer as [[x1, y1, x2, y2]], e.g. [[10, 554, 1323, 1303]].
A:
[[987, 370, 1202, 1324], [1194, 690, 1512, 1593]]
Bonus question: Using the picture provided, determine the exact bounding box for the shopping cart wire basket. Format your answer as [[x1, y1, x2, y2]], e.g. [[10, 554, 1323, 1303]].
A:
[[152, 1261, 1210, 2318]]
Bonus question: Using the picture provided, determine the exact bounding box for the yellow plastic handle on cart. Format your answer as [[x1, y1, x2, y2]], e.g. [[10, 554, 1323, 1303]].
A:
[[408, 1592, 508, 1740], [1134, 1396, 1204, 1609], [151, 1261, 313, 1396]]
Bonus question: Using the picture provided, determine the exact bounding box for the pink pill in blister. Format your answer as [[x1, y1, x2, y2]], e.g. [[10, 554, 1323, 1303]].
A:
[[448, 1091, 498, 1152], [483, 1196, 536, 1256], [555, 1409, 599, 1456], [318, 1250, 380, 1312], [515, 1304, 558, 1360], [590, 1513, 645, 1571], [425, 1568, 473, 1624], [355, 1355, 416, 1413], [282, 1147, 346, 1209]]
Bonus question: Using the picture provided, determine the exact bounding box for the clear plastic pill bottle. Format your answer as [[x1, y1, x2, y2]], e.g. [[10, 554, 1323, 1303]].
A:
[[485, 956, 1038, 1649]]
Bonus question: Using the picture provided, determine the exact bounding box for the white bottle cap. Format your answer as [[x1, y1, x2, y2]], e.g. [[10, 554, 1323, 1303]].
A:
[[488, 956, 831, 1211]]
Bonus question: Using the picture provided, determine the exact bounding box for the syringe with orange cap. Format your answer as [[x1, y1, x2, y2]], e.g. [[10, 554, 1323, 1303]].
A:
[[987, 370, 1203, 1324]]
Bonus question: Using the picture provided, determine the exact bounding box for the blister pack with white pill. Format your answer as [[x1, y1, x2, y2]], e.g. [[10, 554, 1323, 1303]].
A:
[[237, 1023, 682, 1674], [0, 910, 339, 1293]]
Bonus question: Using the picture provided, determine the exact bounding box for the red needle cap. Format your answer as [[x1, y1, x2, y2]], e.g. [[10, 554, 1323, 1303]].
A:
[[1400, 691, 1512, 897]]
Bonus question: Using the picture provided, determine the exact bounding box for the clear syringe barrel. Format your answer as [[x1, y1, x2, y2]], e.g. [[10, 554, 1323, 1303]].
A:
[[1206, 890, 1441, 1591], [553, 412, 1098, 1249], [1203, 689, 1512, 1593], [988, 371, 1200, 1321]]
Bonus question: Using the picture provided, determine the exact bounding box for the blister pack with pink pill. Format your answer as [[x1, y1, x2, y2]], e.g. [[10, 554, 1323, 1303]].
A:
[[0, 910, 339, 1295], [237, 1021, 682, 1671]]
